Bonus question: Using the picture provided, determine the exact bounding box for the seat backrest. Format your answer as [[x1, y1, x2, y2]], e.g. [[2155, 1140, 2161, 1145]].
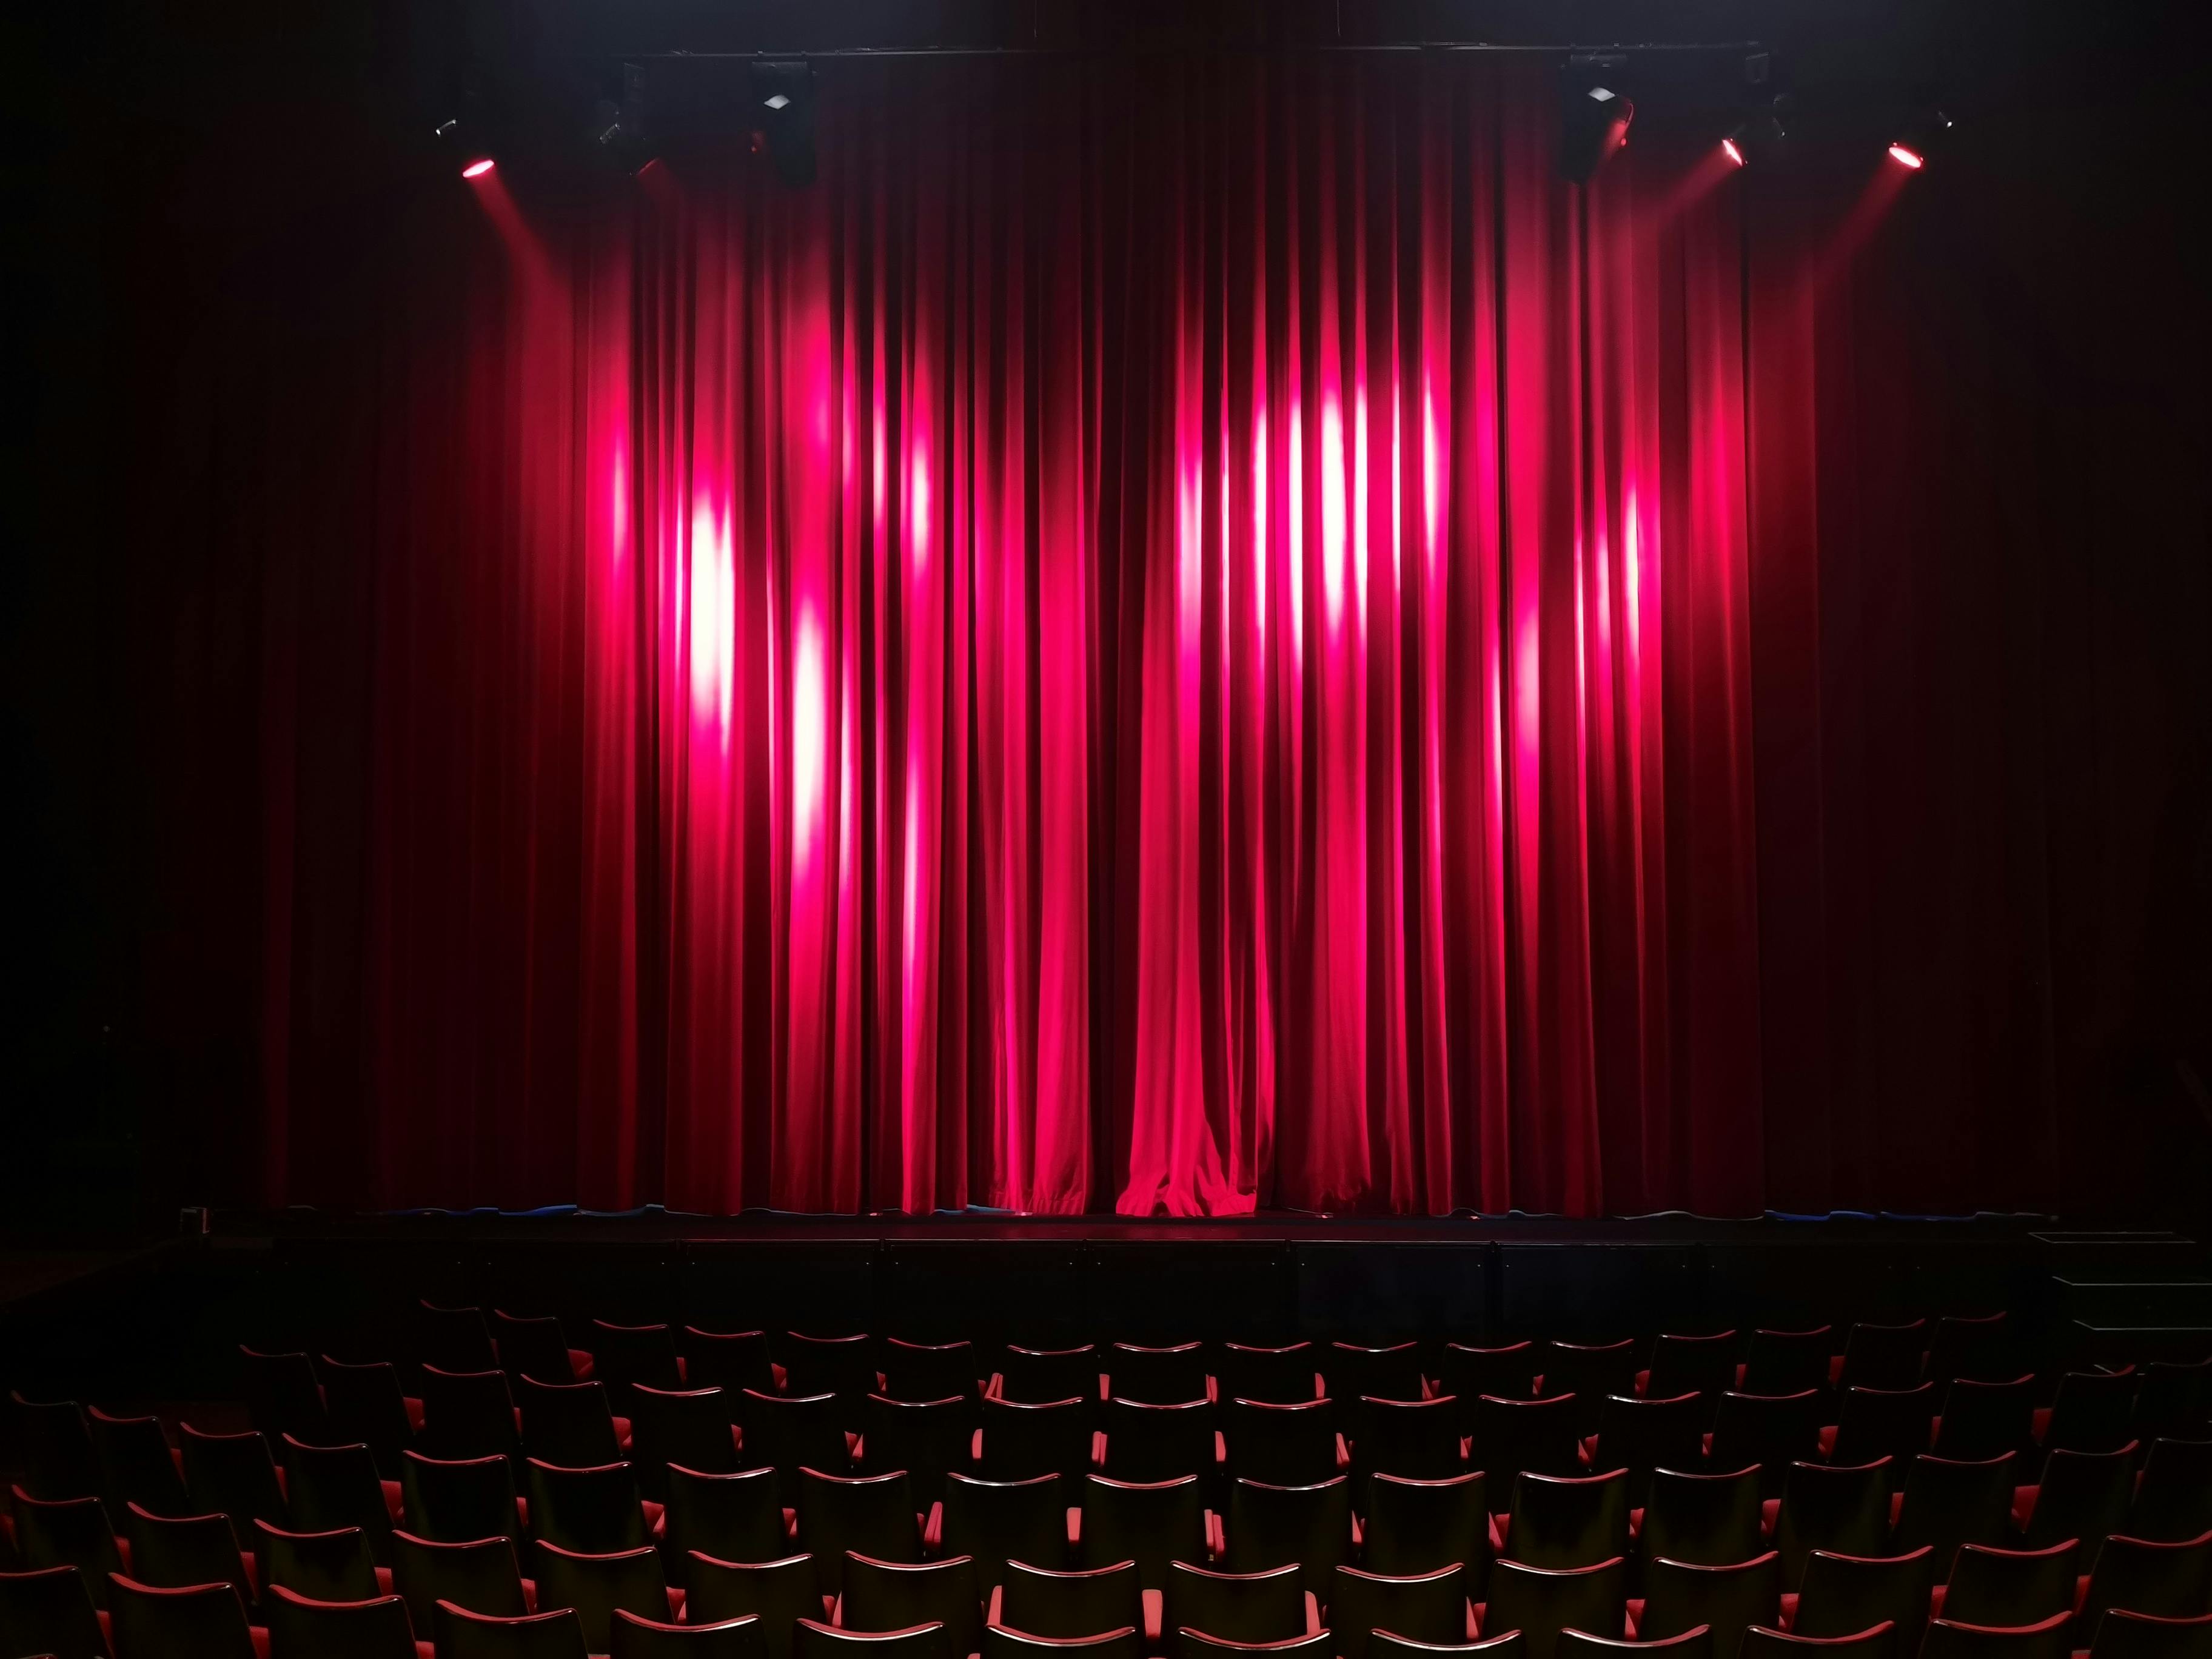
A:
[[999, 1348, 1099, 1409], [418, 1302, 500, 1375], [12, 1486, 124, 1600], [592, 1322, 685, 1392], [517, 1377, 621, 1467], [417, 1365, 521, 1461], [1368, 1635, 1526, 1659], [1891, 1455, 2019, 1570], [531, 1538, 671, 1652], [1540, 1342, 1640, 1433], [0, 1563, 107, 1659], [2086, 1609, 2212, 1659], [261, 1583, 420, 1659], [1080, 1475, 1205, 1590], [1709, 1393, 1823, 1484], [1222, 1398, 1337, 1487], [1000, 1558, 1144, 1639], [1329, 1563, 1469, 1659], [1438, 1345, 1543, 1415], [285, 1435, 395, 1550], [985, 1624, 1146, 1659], [254, 1517, 382, 1602], [1931, 1378, 2036, 1463], [1736, 1623, 1894, 1659], [1637, 1553, 1781, 1659], [1923, 1318, 2011, 1390], [2134, 1363, 2212, 1444], [319, 1358, 417, 1473], [1105, 1344, 1208, 1407], [743, 1391, 854, 1479], [795, 1469, 920, 1594], [1942, 1541, 2079, 1627], [1641, 1469, 1765, 1570], [939, 1472, 1068, 1586], [1469, 1396, 1584, 1489], [880, 1341, 980, 1406], [665, 1464, 788, 1576], [87, 1409, 190, 1518], [1505, 1471, 1630, 1570], [686, 1330, 778, 1396], [392, 1529, 529, 1632], [1222, 1476, 1353, 1594], [611, 1608, 768, 1658], [1919, 1610, 2072, 1659], [1556, 1630, 1714, 1659], [179, 1423, 289, 1543], [979, 1398, 1091, 1485], [1836, 1325, 1925, 1395], [841, 1552, 982, 1653], [1214, 1346, 1319, 1407], [1648, 1333, 1741, 1401], [1831, 1387, 1937, 1474], [2132, 1441, 2212, 1544], [629, 1387, 739, 1493], [863, 1395, 974, 1501], [1740, 1330, 1834, 1399], [1160, 1560, 1305, 1651], [526, 1457, 649, 1553], [401, 1449, 519, 1543], [1358, 1396, 1463, 1481], [794, 1617, 947, 1659], [1590, 1394, 1704, 1492], [684, 1552, 822, 1659], [1364, 1472, 1490, 1583], [1101, 1398, 1215, 1483], [2079, 1531, 2212, 1625], [493, 1312, 579, 1385], [779, 1335, 878, 1403], [1480, 1557, 1627, 1659], [2023, 1444, 2136, 1550], [124, 1503, 250, 1596], [434, 1597, 593, 1659], [1790, 1549, 1937, 1646], [2043, 1370, 2140, 1456], [10, 1394, 101, 1503], [1326, 1344, 1427, 1406], [1774, 1463, 1893, 1588], [239, 1348, 330, 1446], [108, 1573, 258, 1659]]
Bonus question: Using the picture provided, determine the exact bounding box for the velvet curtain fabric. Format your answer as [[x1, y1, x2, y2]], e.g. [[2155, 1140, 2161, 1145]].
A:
[[144, 56, 2059, 1216]]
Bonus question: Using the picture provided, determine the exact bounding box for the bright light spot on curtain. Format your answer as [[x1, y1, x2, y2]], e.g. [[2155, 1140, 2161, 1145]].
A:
[[609, 444, 628, 565], [793, 611, 826, 871], [909, 446, 933, 574], [689, 502, 736, 743], [1321, 395, 1346, 635], [1422, 382, 1441, 574], [1252, 410, 1268, 642], [1353, 390, 1371, 623]]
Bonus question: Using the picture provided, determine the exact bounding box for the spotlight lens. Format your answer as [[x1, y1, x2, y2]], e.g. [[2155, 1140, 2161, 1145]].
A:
[[1887, 144, 1924, 169], [763, 93, 791, 110], [1721, 137, 1744, 167], [461, 158, 495, 179]]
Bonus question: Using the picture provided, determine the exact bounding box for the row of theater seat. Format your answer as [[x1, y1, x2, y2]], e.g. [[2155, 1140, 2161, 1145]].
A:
[[4, 1306, 2209, 1659]]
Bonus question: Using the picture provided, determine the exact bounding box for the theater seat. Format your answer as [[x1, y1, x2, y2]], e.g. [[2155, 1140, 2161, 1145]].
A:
[[795, 1617, 948, 1659], [260, 1582, 424, 1659], [0, 1563, 109, 1659], [1480, 1558, 1626, 1659], [1916, 1611, 2071, 1659], [610, 1609, 767, 1658], [984, 1625, 1144, 1659], [1735, 1624, 1893, 1659], [434, 1598, 592, 1659], [1556, 1629, 1712, 1659], [107, 1573, 258, 1659]]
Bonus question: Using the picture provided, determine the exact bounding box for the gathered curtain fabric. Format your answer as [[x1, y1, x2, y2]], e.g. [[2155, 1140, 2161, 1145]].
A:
[[152, 53, 2092, 1218]]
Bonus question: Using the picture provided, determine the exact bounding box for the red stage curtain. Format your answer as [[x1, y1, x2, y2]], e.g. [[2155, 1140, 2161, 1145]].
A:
[[149, 58, 1797, 1215]]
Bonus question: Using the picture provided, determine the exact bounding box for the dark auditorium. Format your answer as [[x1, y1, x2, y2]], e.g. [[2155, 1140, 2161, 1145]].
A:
[[3, 2, 2208, 1658]]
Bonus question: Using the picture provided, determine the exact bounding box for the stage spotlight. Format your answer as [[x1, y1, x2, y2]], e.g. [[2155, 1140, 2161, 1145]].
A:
[[1888, 107, 1952, 172], [1721, 136, 1744, 167], [461, 158, 495, 179], [748, 59, 817, 188], [1558, 55, 1634, 184]]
